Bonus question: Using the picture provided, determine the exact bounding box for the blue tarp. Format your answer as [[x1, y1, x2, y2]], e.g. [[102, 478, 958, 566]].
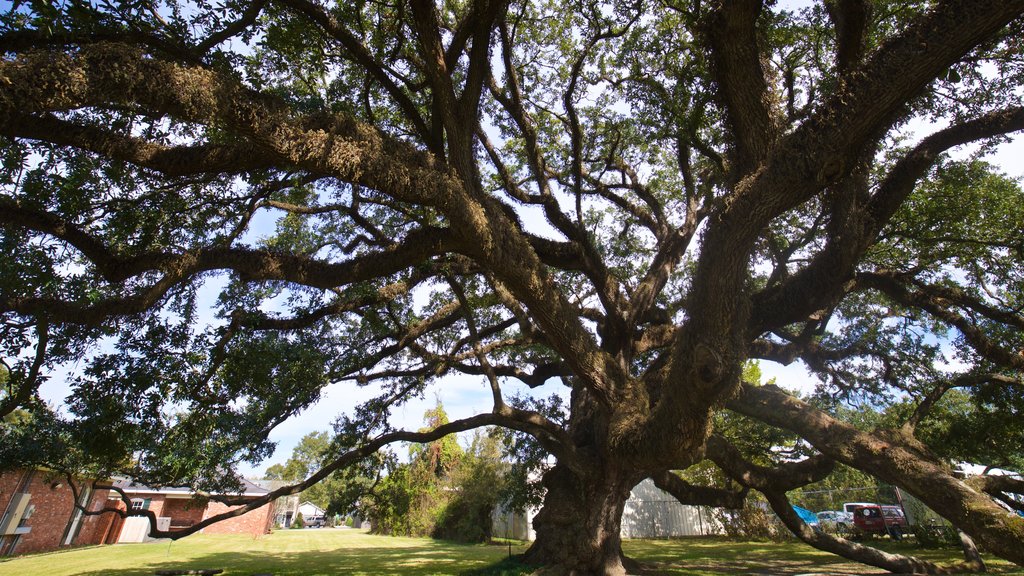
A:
[[793, 505, 819, 526]]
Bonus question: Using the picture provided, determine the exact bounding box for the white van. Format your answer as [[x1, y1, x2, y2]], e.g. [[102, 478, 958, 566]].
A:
[[843, 502, 876, 514]]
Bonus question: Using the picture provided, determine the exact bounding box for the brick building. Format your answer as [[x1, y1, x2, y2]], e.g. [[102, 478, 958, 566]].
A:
[[0, 468, 121, 556], [1, 469, 274, 556], [111, 478, 274, 541]]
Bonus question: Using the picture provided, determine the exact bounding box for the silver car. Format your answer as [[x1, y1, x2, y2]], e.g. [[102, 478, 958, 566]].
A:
[[815, 510, 854, 533]]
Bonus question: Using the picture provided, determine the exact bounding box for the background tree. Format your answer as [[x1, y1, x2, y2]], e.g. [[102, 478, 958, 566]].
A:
[[2, 1, 1024, 574], [263, 431, 347, 511], [362, 403, 506, 542]]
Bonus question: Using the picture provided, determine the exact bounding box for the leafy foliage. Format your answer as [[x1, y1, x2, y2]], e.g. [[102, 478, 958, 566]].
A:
[[363, 404, 508, 543]]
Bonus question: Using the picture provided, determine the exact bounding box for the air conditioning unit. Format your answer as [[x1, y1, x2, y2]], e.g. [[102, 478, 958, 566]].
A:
[[156, 517, 172, 532]]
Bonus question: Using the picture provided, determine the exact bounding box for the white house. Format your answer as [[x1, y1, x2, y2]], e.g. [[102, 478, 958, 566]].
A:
[[297, 501, 326, 526]]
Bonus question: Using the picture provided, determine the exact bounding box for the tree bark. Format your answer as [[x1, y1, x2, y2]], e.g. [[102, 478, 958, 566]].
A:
[[730, 384, 1024, 567], [763, 490, 981, 574], [523, 462, 641, 576]]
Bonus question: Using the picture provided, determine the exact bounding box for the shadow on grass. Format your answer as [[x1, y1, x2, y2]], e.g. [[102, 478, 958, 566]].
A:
[[16, 534, 1024, 576], [67, 544, 523, 576], [457, 556, 534, 576]]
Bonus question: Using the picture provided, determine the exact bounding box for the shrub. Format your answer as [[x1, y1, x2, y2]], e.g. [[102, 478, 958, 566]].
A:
[[433, 447, 503, 543], [291, 511, 305, 529], [713, 499, 782, 541]]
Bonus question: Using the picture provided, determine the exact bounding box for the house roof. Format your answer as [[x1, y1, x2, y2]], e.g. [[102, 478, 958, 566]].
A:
[[113, 476, 269, 497], [299, 501, 326, 514]]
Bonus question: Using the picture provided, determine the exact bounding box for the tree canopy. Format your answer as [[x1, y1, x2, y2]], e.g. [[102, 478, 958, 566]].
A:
[[1, 0, 1024, 574]]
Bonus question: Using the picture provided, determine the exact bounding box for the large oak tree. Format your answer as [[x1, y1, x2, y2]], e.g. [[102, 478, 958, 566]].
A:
[[2, 0, 1024, 574]]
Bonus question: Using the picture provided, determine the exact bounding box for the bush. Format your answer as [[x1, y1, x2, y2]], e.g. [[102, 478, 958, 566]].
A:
[[365, 428, 508, 543], [713, 500, 783, 541], [291, 511, 305, 529], [913, 523, 960, 548], [433, 449, 503, 543]]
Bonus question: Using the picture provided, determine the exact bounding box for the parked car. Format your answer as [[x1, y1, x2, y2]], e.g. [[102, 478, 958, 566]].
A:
[[852, 505, 908, 540], [815, 510, 853, 532]]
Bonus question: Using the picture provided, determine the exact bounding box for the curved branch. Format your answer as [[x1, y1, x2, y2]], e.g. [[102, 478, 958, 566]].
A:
[[126, 410, 573, 539], [0, 319, 48, 419], [0, 43, 460, 211], [907, 373, 1021, 431], [0, 28, 200, 63], [762, 489, 979, 574], [2, 112, 273, 176], [703, 432, 982, 573], [0, 201, 460, 324], [651, 470, 747, 509], [196, 0, 267, 54], [705, 434, 834, 493], [728, 382, 1024, 566], [273, 0, 433, 144], [858, 271, 1024, 371], [239, 278, 425, 332], [750, 105, 1024, 334]]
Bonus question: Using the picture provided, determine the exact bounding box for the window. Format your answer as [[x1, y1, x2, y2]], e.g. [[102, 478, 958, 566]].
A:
[[130, 499, 145, 511]]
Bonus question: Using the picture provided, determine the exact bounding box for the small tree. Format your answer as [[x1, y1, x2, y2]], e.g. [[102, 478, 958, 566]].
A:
[[434, 431, 506, 543], [291, 511, 305, 529], [364, 408, 506, 542]]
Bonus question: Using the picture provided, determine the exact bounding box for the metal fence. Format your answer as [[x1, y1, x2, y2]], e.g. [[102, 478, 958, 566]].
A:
[[622, 479, 723, 538], [493, 478, 724, 541]]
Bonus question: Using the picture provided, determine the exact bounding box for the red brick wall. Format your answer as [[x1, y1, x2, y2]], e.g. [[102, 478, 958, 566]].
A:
[[0, 469, 119, 556], [0, 469, 28, 513], [202, 500, 273, 537], [147, 494, 204, 528], [124, 494, 272, 537]]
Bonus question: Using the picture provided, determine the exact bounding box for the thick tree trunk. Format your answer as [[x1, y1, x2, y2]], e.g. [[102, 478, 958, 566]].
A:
[[523, 463, 641, 576]]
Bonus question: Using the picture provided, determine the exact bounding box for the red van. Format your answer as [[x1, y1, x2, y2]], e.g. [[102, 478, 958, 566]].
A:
[[852, 505, 908, 539]]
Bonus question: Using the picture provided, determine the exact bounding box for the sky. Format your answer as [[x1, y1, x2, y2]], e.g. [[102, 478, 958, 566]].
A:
[[24, 0, 1024, 480]]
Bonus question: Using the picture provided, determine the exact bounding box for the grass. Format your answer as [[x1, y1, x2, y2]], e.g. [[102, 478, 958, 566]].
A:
[[0, 529, 526, 576], [621, 538, 1024, 575], [0, 528, 1021, 576]]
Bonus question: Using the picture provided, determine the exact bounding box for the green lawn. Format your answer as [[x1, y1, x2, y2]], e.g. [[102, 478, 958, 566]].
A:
[[0, 529, 522, 576], [622, 538, 1024, 575], [0, 528, 1021, 576]]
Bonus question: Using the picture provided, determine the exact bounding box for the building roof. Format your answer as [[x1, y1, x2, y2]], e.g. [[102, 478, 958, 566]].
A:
[[113, 476, 269, 497], [299, 501, 326, 514]]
